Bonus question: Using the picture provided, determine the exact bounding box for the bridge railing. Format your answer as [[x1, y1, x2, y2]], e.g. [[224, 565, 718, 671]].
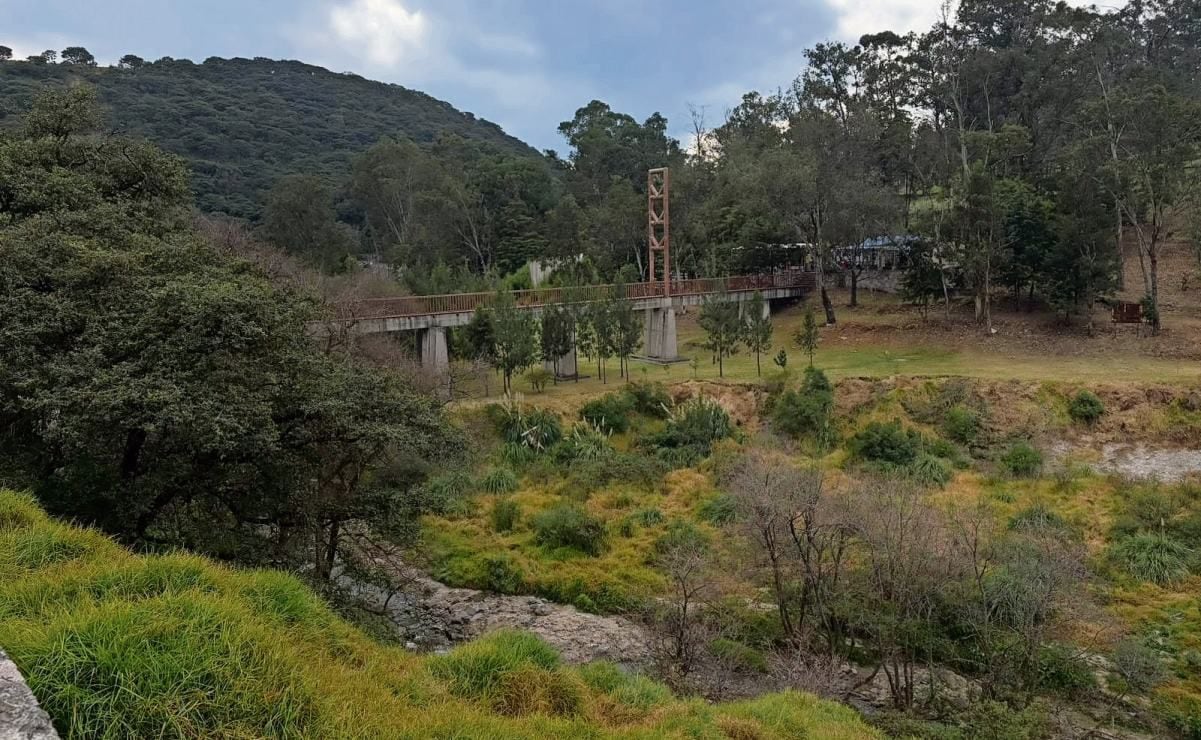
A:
[[337, 270, 815, 321]]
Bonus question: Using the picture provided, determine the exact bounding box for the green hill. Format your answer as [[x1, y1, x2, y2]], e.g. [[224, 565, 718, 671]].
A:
[[0, 57, 541, 218], [0, 490, 879, 739]]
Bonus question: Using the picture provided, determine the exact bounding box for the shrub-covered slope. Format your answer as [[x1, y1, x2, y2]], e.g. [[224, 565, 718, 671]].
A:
[[0, 57, 540, 218], [0, 490, 878, 739]]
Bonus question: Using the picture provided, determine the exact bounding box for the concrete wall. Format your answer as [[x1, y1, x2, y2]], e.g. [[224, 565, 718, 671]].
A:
[[0, 649, 58, 740]]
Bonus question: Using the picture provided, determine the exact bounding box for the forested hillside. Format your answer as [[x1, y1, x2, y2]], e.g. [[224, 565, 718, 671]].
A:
[[0, 56, 540, 217]]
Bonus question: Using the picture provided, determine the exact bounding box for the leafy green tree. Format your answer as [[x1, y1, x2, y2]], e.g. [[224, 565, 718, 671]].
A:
[[60, 46, 96, 66], [698, 292, 743, 378], [0, 86, 455, 577], [490, 291, 538, 394], [117, 54, 145, 68], [0, 46, 12, 61], [611, 295, 643, 380], [539, 303, 574, 379], [795, 306, 820, 367], [742, 291, 773, 376], [261, 174, 356, 272]]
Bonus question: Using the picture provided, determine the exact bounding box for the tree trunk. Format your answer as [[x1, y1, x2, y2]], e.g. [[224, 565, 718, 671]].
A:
[[850, 270, 859, 308]]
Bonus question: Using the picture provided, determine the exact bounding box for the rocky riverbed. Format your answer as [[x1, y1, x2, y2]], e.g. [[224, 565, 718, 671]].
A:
[[1051, 440, 1201, 483], [337, 569, 651, 666]]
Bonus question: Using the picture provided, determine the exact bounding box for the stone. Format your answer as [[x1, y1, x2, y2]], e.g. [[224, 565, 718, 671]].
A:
[[0, 648, 58, 740]]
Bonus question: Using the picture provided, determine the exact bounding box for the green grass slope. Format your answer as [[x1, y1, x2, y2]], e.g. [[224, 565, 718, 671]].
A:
[[0, 57, 541, 218], [0, 490, 879, 739]]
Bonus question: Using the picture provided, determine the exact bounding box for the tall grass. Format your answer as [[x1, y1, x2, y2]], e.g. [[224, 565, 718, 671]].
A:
[[0, 490, 881, 739]]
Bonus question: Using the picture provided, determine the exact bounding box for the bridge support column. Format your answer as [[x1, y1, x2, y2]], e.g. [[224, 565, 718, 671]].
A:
[[643, 307, 678, 361], [544, 348, 577, 379], [419, 326, 448, 374]]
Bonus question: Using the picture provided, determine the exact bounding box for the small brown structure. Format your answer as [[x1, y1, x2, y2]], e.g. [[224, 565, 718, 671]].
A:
[[1111, 301, 1143, 324]]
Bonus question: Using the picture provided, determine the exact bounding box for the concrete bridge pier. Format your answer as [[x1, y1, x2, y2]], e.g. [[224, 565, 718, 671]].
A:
[[544, 349, 578, 379], [419, 326, 448, 374], [643, 306, 679, 361]]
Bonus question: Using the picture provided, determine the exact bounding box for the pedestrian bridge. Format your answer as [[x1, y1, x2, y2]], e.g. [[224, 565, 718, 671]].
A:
[[329, 270, 816, 373]]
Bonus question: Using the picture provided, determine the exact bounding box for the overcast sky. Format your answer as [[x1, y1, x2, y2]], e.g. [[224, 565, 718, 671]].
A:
[[4, 0, 982, 150]]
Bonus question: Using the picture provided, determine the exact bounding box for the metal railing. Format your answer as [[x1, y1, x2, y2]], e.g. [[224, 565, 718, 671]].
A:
[[336, 270, 816, 321]]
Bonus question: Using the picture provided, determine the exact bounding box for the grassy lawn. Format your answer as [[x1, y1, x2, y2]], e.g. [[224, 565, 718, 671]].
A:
[[506, 300, 1200, 404]]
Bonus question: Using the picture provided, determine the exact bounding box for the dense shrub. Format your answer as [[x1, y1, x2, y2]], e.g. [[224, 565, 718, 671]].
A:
[[490, 404, 563, 452], [1109, 533, 1193, 584], [523, 367, 554, 393], [1068, 390, 1105, 425], [653, 520, 709, 555], [490, 499, 521, 533], [943, 404, 981, 445], [633, 508, 664, 526], [901, 378, 974, 425], [478, 467, 519, 494], [1000, 442, 1043, 478], [623, 381, 673, 418], [551, 423, 612, 463], [416, 471, 474, 515], [575, 662, 671, 709], [848, 420, 921, 466], [772, 389, 833, 440], [532, 504, 607, 556], [567, 452, 666, 492], [1008, 504, 1070, 534], [1034, 643, 1097, 697], [698, 493, 737, 525], [482, 554, 527, 593], [644, 397, 734, 458], [580, 393, 635, 434], [709, 638, 768, 673], [910, 453, 953, 487]]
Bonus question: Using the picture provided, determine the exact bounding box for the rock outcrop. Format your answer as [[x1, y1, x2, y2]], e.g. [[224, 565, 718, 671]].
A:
[[0, 649, 57, 740]]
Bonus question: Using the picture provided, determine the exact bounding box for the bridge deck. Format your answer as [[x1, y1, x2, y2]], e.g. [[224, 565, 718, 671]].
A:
[[338, 271, 816, 322]]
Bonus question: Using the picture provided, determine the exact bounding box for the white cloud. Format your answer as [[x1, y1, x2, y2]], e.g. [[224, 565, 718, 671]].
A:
[[825, 0, 1108, 42], [3, 34, 73, 62], [825, 0, 944, 40], [326, 0, 429, 67]]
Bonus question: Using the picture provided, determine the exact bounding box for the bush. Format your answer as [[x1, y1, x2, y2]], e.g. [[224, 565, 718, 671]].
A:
[[1008, 504, 1070, 534], [633, 508, 664, 527], [551, 423, 612, 464], [848, 420, 921, 466], [523, 367, 554, 393], [909, 453, 953, 487], [653, 520, 709, 555], [1034, 643, 1097, 697], [623, 381, 673, 418], [1109, 533, 1193, 584], [580, 393, 634, 434], [1000, 442, 1043, 478], [567, 452, 666, 493], [416, 471, 474, 515], [478, 467, 519, 495], [943, 405, 981, 445], [772, 389, 832, 440], [532, 504, 607, 556], [644, 397, 734, 458], [491, 404, 562, 452], [576, 662, 672, 709], [482, 554, 526, 593], [709, 638, 768, 673], [490, 499, 521, 533], [698, 493, 737, 525], [1068, 390, 1105, 425]]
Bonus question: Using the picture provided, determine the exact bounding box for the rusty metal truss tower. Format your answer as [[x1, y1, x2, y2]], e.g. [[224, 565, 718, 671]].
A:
[[647, 167, 670, 296]]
